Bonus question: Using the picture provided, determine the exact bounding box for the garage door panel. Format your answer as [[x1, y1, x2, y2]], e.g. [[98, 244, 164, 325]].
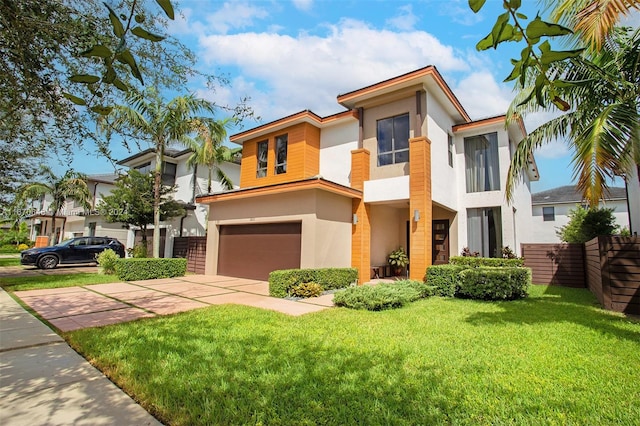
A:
[[218, 223, 301, 280]]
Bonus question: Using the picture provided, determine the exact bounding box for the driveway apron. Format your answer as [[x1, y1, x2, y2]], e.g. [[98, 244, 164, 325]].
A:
[[13, 275, 332, 332]]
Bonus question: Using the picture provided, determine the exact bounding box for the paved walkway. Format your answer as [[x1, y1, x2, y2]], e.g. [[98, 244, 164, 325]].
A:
[[0, 289, 162, 425], [13, 275, 335, 332]]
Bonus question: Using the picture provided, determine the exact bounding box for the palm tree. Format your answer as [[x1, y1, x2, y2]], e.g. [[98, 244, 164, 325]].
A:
[[549, 0, 640, 51], [106, 89, 214, 257], [186, 118, 239, 201], [19, 167, 91, 243], [507, 27, 639, 206]]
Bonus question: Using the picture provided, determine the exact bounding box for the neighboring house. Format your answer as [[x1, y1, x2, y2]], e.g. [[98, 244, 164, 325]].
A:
[[117, 147, 240, 257], [196, 65, 539, 283], [26, 174, 125, 245], [626, 166, 640, 236], [530, 185, 630, 243]]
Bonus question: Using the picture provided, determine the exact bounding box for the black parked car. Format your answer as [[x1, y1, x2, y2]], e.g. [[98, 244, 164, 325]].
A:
[[21, 236, 126, 269]]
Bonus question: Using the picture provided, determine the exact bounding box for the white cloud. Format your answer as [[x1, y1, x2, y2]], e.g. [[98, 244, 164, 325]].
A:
[[198, 18, 469, 120], [453, 71, 512, 120], [291, 0, 313, 12], [205, 1, 269, 34], [386, 4, 419, 31]]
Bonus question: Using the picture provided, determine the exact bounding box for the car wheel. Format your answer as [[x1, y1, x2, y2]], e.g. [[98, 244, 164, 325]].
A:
[[38, 255, 59, 269]]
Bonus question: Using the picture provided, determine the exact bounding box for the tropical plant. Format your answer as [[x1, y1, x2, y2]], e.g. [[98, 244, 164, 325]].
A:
[[104, 89, 213, 257], [388, 247, 409, 275], [507, 27, 639, 205], [557, 205, 620, 243], [186, 118, 239, 200], [98, 169, 184, 253], [19, 167, 91, 243]]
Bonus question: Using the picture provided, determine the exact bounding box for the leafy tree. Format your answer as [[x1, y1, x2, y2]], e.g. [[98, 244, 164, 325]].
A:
[[469, 1, 639, 206], [557, 205, 620, 243], [98, 169, 184, 254], [19, 167, 91, 243], [104, 89, 213, 257], [186, 118, 239, 200]]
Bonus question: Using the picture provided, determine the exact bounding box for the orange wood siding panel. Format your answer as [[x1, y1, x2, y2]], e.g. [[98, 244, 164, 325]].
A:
[[409, 137, 432, 281], [239, 122, 320, 188], [350, 149, 371, 284]]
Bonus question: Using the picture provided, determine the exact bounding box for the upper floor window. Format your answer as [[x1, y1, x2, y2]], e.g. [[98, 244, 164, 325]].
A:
[[162, 162, 177, 186], [448, 133, 454, 167], [543, 206, 555, 221], [377, 113, 409, 166], [275, 134, 288, 174], [135, 162, 151, 175], [464, 132, 500, 193], [256, 140, 268, 178]]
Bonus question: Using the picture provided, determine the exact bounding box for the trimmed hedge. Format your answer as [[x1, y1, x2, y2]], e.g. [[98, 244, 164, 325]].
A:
[[269, 268, 358, 298], [425, 264, 469, 297], [333, 280, 436, 311], [450, 256, 524, 268], [115, 258, 187, 281], [457, 267, 531, 300]]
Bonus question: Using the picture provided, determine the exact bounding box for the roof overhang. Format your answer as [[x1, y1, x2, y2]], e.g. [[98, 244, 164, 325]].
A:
[[337, 65, 470, 123], [229, 109, 358, 145], [117, 148, 192, 166], [196, 176, 362, 204]]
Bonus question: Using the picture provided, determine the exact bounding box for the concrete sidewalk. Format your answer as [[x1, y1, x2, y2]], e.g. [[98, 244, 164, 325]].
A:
[[0, 289, 162, 426]]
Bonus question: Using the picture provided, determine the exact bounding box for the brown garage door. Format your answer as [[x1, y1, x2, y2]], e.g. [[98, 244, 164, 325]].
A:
[[217, 222, 301, 280]]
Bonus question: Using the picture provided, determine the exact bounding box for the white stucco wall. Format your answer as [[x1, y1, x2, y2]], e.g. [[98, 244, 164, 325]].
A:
[[453, 121, 530, 256], [627, 167, 640, 236], [319, 121, 358, 187], [529, 200, 630, 243], [426, 91, 458, 211]]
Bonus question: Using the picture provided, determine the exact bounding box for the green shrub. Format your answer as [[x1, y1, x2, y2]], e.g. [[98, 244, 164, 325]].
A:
[[425, 264, 468, 297], [457, 267, 531, 300], [96, 249, 119, 275], [269, 268, 358, 298], [127, 243, 148, 258], [450, 256, 524, 268], [289, 282, 323, 298], [17, 243, 29, 251], [333, 280, 434, 311], [115, 258, 187, 281]]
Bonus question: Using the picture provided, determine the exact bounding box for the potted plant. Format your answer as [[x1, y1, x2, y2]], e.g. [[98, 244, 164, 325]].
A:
[[388, 247, 408, 276]]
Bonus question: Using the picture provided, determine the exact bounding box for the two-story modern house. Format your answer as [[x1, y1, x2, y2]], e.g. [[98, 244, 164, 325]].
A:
[[530, 185, 630, 243], [26, 174, 125, 245], [117, 147, 240, 257], [196, 66, 538, 283]]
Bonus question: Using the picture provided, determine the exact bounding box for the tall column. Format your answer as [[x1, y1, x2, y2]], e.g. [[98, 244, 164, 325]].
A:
[[351, 148, 371, 285], [409, 137, 432, 281]]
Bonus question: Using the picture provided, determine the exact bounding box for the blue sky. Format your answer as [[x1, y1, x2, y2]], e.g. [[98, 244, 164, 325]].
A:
[[59, 0, 636, 192]]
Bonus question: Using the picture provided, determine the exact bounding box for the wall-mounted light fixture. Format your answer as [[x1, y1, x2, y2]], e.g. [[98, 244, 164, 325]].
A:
[[352, 213, 358, 225], [413, 209, 420, 222]]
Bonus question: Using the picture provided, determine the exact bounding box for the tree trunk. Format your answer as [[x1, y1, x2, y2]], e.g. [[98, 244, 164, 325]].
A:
[[191, 163, 198, 203], [207, 167, 212, 194], [153, 146, 163, 258]]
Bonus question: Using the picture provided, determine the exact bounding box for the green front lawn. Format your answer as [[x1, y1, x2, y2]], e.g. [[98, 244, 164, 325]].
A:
[[0, 258, 20, 267], [67, 285, 640, 425], [0, 273, 120, 291]]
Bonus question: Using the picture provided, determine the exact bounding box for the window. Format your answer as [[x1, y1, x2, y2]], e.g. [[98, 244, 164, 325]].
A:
[[464, 132, 500, 192], [162, 162, 177, 186], [275, 134, 288, 174], [467, 207, 502, 257], [377, 113, 409, 166], [256, 140, 268, 178], [135, 162, 151, 175], [543, 206, 555, 221], [448, 133, 454, 167]]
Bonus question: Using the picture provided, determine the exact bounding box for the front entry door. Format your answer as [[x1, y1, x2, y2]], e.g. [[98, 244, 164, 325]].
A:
[[432, 220, 450, 265]]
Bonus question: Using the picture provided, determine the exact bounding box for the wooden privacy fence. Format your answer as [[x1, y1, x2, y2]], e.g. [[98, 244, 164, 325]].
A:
[[585, 236, 640, 315], [521, 243, 585, 288], [173, 236, 207, 274]]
